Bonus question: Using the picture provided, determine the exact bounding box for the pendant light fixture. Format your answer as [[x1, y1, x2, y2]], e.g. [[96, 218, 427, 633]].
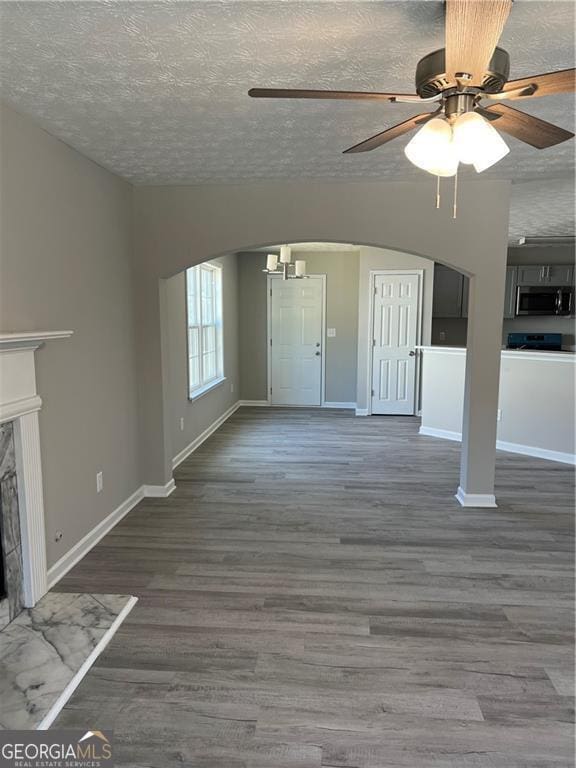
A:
[[263, 246, 307, 280]]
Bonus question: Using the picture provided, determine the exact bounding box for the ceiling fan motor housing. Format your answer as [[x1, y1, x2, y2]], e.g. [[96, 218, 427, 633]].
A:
[[415, 47, 511, 97]]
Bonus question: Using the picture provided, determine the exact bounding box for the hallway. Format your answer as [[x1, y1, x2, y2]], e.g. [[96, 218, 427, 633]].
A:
[[54, 408, 575, 767]]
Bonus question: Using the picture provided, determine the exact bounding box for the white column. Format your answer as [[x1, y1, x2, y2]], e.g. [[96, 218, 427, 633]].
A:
[[13, 410, 48, 606], [457, 270, 506, 507]]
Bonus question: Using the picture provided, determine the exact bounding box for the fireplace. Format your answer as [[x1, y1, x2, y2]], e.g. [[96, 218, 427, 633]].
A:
[[0, 421, 25, 628], [0, 331, 72, 624]]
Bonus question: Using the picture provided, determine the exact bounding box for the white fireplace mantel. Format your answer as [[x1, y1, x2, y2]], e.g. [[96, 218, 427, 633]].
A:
[[0, 330, 73, 606]]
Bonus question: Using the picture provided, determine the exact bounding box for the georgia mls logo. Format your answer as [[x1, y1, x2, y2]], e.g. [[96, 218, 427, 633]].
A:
[[0, 729, 114, 767]]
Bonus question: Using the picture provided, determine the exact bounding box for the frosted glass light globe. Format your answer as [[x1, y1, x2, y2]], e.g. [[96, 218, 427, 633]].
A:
[[452, 111, 510, 172], [404, 118, 459, 177]]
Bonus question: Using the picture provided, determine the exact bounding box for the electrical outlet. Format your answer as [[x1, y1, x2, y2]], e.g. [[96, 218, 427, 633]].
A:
[[327, 328, 336, 338], [439, 331, 446, 341], [54, 531, 63, 543], [96, 471, 103, 493], [497, 409, 502, 421], [230, 382, 234, 393], [180, 417, 185, 431]]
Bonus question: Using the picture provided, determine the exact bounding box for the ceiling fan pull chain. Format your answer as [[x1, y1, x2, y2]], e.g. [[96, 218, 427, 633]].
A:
[[453, 168, 459, 220], [436, 175, 441, 209]]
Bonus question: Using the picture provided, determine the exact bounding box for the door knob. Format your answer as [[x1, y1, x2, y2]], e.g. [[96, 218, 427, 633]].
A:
[[316, 342, 321, 347], [315, 351, 321, 356], [409, 350, 416, 357]]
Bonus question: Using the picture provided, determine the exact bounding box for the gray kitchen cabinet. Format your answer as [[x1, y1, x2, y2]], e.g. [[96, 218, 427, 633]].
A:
[[504, 266, 517, 319], [516, 265, 547, 286], [516, 264, 574, 286], [434, 264, 518, 320], [546, 265, 574, 285], [433, 264, 465, 318], [461, 276, 470, 318]]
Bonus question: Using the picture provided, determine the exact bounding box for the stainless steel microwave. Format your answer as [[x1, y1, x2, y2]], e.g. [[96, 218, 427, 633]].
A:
[[516, 285, 573, 316]]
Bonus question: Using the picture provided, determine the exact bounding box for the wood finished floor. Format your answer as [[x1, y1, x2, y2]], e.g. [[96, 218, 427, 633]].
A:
[[55, 408, 575, 767]]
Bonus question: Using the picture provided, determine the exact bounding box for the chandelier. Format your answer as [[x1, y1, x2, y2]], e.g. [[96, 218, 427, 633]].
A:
[[263, 246, 308, 280]]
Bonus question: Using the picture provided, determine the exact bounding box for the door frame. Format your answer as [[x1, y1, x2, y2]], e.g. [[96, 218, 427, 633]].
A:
[[367, 269, 424, 416], [267, 273, 327, 407]]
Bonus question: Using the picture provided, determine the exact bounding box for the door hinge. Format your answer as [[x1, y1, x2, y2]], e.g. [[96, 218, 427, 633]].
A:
[[371, 389, 375, 396], [270, 387, 272, 395], [270, 338, 272, 346], [372, 338, 376, 347], [270, 288, 272, 297], [374, 286, 378, 294]]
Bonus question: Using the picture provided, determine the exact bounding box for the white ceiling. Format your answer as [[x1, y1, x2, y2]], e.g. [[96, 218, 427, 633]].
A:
[[0, 1, 574, 236]]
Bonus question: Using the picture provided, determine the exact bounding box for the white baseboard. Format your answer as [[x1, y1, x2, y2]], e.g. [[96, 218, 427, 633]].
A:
[[238, 399, 270, 407], [455, 486, 497, 508], [172, 401, 241, 469], [323, 402, 356, 410], [419, 426, 461, 442], [142, 479, 176, 497], [38, 596, 138, 729], [48, 402, 244, 592], [47, 479, 177, 589], [355, 408, 369, 416], [419, 426, 575, 466], [495, 440, 576, 466], [47, 487, 145, 589]]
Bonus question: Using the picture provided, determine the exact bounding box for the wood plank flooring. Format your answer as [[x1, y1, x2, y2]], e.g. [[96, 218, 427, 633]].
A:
[[54, 407, 575, 767]]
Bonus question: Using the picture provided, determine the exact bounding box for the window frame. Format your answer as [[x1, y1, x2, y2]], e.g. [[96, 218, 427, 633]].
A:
[[186, 262, 225, 401]]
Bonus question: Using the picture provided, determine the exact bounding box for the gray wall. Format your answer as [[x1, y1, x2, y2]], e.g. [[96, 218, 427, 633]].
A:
[[432, 318, 469, 347], [163, 254, 239, 462], [0, 102, 140, 569], [507, 245, 574, 266], [237, 252, 268, 401], [238, 248, 360, 404]]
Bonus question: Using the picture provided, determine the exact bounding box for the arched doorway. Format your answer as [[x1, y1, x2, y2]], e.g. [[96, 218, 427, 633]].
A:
[[134, 179, 510, 505]]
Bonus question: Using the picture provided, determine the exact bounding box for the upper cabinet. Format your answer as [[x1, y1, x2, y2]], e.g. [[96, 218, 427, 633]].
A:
[[433, 263, 574, 321], [516, 264, 574, 286], [432, 265, 465, 318], [547, 265, 574, 285]]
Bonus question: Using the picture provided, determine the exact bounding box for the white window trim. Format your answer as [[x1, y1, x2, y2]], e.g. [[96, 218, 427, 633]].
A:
[[188, 376, 227, 402], [186, 263, 224, 401]]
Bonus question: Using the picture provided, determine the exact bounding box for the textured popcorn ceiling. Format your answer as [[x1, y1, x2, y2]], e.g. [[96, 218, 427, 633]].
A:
[[0, 1, 574, 237]]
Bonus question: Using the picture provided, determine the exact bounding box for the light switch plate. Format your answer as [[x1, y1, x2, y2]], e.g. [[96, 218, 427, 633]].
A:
[[327, 328, 336, 337]]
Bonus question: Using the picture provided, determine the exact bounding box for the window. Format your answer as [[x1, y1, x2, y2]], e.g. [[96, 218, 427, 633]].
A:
[[186, 263, 224, 398]]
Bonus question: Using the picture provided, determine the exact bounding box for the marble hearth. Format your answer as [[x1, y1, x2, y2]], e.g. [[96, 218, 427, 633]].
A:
[[0, 591, 137, 729]]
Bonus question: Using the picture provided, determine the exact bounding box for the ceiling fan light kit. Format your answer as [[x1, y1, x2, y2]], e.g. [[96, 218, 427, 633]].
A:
[[249, 0, 574, 195]]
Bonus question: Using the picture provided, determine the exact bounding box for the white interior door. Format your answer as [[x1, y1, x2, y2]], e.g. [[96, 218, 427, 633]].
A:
[[371, 273, 420, 415], [270, 277, 323, 406]]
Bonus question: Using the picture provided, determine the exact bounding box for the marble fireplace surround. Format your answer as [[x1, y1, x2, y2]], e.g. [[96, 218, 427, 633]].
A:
[[0, 331, 73, 611]]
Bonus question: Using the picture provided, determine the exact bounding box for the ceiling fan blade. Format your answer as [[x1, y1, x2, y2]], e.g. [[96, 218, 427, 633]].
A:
[[343, 112, 437, 154], [248, 88, 425, 103], [479, 103, 575, 148], [445, 0, 512, 86], [497, 68, 576, 100]]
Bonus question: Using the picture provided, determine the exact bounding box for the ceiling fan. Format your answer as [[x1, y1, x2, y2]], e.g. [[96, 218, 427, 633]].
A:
[[248, 0, 575, 177]]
